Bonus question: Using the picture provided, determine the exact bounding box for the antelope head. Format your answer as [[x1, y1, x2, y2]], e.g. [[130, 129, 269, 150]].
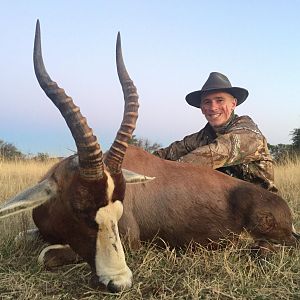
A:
[[0, 20, 153, 292]]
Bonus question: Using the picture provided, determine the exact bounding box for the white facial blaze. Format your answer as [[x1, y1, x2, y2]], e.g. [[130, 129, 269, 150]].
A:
[[94, 171, 132, 289]]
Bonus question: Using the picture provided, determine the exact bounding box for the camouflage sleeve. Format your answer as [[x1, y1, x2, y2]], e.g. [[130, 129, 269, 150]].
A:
[[180, 129, 265, 169], [152, 131, 204, 160]]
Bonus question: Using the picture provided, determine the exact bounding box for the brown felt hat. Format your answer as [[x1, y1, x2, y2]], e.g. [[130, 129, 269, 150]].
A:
[[186, 72, 249, 108]]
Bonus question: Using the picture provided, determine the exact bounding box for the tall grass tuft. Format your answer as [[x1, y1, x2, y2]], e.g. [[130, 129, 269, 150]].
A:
[[0, 158, 299, 299]]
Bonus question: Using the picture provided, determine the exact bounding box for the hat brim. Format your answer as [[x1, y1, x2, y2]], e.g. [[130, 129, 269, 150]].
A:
[[185, 87, 249, 108]]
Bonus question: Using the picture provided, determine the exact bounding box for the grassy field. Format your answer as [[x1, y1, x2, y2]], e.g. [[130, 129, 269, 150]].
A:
[[0, 158, 299, 299]]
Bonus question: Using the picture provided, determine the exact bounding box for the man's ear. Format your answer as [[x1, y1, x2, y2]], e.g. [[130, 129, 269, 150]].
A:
[[232, 98, 237, 110], [199, 102, 205, 115]]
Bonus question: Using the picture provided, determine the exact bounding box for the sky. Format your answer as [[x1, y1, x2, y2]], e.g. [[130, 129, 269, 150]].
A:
[[0, 1, 299, 156]]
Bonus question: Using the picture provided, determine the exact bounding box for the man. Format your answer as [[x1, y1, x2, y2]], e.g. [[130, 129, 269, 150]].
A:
[[153, 72, 277, 192]]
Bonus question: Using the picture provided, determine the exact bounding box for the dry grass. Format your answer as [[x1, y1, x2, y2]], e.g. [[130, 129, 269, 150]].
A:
[[0, 158, 299, 299], [275, 158, 300, 230], [0, 159, 57, 200]]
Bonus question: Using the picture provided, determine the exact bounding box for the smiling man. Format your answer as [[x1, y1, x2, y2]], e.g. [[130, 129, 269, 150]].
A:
[[153, 72, 277, 192]]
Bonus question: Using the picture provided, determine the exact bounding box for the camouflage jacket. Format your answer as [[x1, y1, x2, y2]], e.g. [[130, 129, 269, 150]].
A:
[[153, 114, 277, 192]]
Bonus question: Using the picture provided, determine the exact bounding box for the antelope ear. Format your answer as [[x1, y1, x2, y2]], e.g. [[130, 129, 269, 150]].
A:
[[0, 179, 58, 219], [122, 168, 155, 184], [256, 212, 276, 233]]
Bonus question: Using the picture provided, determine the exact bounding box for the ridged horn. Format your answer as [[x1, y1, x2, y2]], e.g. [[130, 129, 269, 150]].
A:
[[104, 32, 139, 174], [33, 20, 104, 181]]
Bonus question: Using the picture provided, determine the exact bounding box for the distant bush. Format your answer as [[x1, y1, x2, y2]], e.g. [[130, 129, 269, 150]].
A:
[[268, 143, 293, 162], [290, 128, 300, 152], [0, 139, 24, 160], [0, 139, 57, 162], [32, 152, 50, 162], [268, 128, 300, 163], [128, 135, 162, 153]]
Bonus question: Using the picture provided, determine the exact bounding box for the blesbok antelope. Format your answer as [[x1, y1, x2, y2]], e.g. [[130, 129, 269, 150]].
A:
[[0, 20, 157, 292], [1, 22, 299, 293]]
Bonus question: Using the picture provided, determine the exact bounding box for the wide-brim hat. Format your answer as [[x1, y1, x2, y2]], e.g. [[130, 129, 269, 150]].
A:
[[186, 72, 249, 108]]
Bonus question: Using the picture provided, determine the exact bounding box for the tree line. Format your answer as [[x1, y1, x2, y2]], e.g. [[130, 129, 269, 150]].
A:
[[268, 128, 300, 162], [0, 135, 162, 162], [0, 139, 50, 161], [1, 128, 299, 162]]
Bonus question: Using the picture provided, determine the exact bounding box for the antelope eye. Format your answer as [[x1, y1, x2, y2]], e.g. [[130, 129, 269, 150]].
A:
[[84, 216, 98, 230], [77, 209, 98, 229]]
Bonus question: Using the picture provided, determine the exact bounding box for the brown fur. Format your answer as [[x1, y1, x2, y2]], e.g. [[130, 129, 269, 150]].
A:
[[119, 147, 296, 248], [34, 155, 127, 268], [33, 146, 297, 255]]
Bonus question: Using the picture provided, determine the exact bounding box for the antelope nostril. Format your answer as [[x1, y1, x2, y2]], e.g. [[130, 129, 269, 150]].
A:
[[107, 280, 122, 293], [89, 274, 107, 291]]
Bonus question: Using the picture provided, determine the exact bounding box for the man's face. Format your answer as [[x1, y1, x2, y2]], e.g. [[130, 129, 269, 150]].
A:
[[200, 92, 237, 127]]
